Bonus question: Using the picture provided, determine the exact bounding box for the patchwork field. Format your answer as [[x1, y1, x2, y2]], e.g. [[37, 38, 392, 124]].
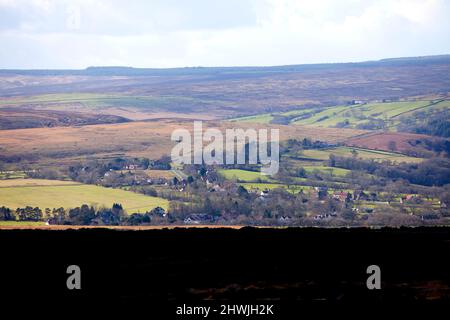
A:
[[291, 101, 439, 128], [239, 183, 312, 194], [301, 147, 424, 163], [218, 169, 274, 182], [0, 178, 168, 213], [301, 165, 351, 177], [0, 221, 46, 227], [229, 100, 449, 131], [345, 132, 440, 154], [0, 178, 79, 187], [228, 114, 274, 124]]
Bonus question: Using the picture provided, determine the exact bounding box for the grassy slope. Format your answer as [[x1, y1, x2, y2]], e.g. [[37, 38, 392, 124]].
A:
[[217, 169, 274, 182], [239, 182, 312, 193], [0, 179, 168, 213], [301, 166, 351, 176], [228, 114, 274, 123], [292, 106, 350, 126], [292, 101, 436, 128], [0, 221, 46, 227], [302, 147, 423, 163]]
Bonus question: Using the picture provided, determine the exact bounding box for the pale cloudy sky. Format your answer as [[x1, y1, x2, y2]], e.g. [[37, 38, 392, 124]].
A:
[[0, 0, 449, 69]]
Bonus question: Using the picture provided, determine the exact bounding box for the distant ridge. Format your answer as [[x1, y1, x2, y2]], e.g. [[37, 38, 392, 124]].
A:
[[1, 54, 449, 76]]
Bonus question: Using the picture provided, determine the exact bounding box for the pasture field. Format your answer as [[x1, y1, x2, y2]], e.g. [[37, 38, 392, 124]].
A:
[[360, 101, 431, 118], [301, 166, 351, 177], [144, 169, 177, 179], [292, 105, 350, 126], [239, 183, 312, 193], [224, 100, 449, 129], [0, 171, 28, 179], [345, 131, 436, 154], [301, 147, 424, 163], [0, 221, 46, 227], [228, 114, 274, 123], [218, 169, 274, 182], [118, 169, 176, 180], [426, 99, 450, 111], [0, 178, 79, 187], [0, 179, 168, 213], [292, 100, 436, 128], [280, 107, 318, 117]]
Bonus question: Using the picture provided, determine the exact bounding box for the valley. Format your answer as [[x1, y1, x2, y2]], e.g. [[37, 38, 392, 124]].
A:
[[0, 56, 449, 227]]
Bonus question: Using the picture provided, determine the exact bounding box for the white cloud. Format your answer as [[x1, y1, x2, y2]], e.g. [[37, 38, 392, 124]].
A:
[[0, 0, 449, 68]]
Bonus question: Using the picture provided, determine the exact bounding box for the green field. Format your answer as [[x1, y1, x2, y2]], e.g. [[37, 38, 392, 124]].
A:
[[292, 105, 350, 126], [0, 221, 46, 227], [360, 101, 431, 118], [226, 100, 448, 128], [0, 93, 208, 111], [239, 182, 312, 193], [0, 179, 168, 213], [301, 165, 351, 177], [228, 113, 274, 123], [218, 169, 274, 182], [280, 107, 318, 117], [0, 171, 28, 179], [301, 147, 423, 163], [291, 100, 436, 128]]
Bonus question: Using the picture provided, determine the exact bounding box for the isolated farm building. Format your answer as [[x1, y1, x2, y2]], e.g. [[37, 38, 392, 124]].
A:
[[400, 194, 421, 204], [184, 214, 214, 224], [258, 189, 269, 200], [349, 99, 366, 105], [278, 216, 292, 223], [209, 184, 225, 192]]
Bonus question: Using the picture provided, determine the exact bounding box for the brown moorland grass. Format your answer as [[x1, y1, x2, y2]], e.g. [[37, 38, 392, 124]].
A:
[[0, 120, 366, 166], [0, 178, 80, 187], [345, 132, 441, 154]]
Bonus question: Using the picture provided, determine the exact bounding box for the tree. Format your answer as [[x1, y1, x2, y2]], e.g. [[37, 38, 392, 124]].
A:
[[0, 206, 14, 221], [388, 141, 397, 152], [328, 154, 336, 167], [341, 207, 356, 220], [68, 205, 95, 225], [237, 185, 249, 198], [16, 206, 42, 221], [297, 167, 307, 178]]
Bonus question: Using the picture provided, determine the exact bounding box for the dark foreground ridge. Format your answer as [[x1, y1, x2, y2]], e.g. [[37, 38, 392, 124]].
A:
[[1, 227, 449, 316]]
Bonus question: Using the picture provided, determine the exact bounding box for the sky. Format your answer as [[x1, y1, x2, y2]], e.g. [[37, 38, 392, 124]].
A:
[[0, 0, 449, 69]]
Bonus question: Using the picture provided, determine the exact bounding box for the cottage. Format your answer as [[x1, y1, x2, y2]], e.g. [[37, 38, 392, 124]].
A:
[[278, 216, 292, 223], [259, 189, 269, 200], [210, 184, 225, 192], [400, 194, 421, 204], [184, 213, 214, 224]]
